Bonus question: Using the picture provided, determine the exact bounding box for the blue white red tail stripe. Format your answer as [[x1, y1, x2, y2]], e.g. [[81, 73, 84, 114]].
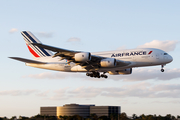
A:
[[21, 31, 53, 58], [22, 31, 52, 56], [26, 44, 40, 57], [22, 32, 47, 57], [23, 31, 38, 43], [22, 33, 45, 57]]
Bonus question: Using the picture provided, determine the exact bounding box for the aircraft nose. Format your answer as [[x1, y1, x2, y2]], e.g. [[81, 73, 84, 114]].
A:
[[168, 55, 173, 63]]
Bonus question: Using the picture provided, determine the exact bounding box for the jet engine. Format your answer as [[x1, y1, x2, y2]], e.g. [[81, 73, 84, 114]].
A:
[[100, 58, 116, 67], [74, 52, 91, 62], [108, 68, 132, 75]]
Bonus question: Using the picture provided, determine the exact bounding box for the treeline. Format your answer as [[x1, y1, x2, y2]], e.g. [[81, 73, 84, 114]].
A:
[[0, 113, 179, 120]]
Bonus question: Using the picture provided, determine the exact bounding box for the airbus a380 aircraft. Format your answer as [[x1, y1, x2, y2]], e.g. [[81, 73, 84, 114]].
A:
[[10, 31, 173, 78]]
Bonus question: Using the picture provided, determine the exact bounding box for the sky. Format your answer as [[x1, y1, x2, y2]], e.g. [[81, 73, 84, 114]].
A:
[[0, 0, 180, 118]]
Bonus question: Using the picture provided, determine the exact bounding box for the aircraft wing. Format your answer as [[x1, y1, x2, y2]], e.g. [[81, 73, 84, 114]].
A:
[[32, 43, 131, 70], [9, 57, 46, 64], [32, 43, 80, 56]]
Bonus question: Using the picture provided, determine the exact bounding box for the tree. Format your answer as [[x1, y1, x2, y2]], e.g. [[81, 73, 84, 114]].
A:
[[110, 113, 119, 120], [99, 115, 110, 120], [66, 115, 83, 120], [139, 114, 146, 120], [166, 114, 172, 120], [132, 114, 138, 120], [59, 115, 63, 120], [119, 113, 128, 120], [171, 116, 176, 120], [61, 115, 68, 120], [90, 113, 98, 120], [10, 116, 17, 120], [147, 115, 155, 120], [3, 117, 8, 120], [85, 118, 91, 120]]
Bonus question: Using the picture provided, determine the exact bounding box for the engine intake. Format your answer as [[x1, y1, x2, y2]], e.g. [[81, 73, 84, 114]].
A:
[[75, 52, 91, 62], [100, 58, 116, 67]]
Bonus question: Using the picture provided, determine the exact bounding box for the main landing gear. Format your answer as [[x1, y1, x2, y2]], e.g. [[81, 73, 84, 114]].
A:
[[86, 72, 108, 78], [161, 65, 165, 72]]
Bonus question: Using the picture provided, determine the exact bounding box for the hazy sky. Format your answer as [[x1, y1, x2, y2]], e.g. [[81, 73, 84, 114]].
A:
[[1, 0, 180, 118]]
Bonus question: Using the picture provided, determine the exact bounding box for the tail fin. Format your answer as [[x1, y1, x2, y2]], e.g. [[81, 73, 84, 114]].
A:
[[21, 31, 53, 59]]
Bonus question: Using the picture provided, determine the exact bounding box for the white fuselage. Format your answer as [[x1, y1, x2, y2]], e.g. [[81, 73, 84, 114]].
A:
[[26, 48, 173, 72]]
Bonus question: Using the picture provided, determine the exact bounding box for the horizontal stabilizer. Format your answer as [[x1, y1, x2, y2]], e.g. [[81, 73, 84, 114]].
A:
[[9, 57, 46, 64]]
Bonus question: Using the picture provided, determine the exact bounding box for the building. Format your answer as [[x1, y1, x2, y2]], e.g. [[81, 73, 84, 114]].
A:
[[41, 104, 121, 118], [41, 107, 56, 116], [57, 104, 92, 118], [90, 106, 120, 117]]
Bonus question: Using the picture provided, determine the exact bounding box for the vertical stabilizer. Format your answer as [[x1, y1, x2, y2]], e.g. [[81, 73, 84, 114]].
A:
[[21, 31, 53, 59]]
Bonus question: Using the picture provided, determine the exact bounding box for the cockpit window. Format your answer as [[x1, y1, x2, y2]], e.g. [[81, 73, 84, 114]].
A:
[[164, 53, 168, 55]]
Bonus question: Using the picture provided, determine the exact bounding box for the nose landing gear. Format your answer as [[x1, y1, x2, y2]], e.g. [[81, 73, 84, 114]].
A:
[[161, 65, 165, 72], [86, 72, 108, 78]]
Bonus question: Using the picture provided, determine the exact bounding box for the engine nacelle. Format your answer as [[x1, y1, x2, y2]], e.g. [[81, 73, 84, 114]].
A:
[[100, 58, 116, 67], [108, 68, 132, 75], [74, 52, 91, 62]]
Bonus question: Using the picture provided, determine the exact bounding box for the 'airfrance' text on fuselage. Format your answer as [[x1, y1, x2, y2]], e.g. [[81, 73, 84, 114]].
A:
[[111, 51, 147, 57]]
